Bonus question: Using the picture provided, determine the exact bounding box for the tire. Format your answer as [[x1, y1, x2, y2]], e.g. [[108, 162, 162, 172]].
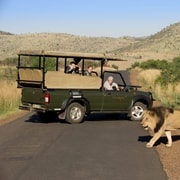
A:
[[130, 102, 147, 121], [65, 103, 85, 124]]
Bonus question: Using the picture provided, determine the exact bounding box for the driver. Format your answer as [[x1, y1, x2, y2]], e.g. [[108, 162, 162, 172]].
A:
[[103, 76, 119, 91]]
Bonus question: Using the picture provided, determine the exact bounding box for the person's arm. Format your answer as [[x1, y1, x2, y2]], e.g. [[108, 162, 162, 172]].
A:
[[66, 66, 72, 73], [112, 82, 119, 91]]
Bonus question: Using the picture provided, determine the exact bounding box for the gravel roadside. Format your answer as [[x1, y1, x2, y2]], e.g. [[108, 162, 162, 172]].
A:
[[156, 130, 180, 180], [130, 69, 180, 180]]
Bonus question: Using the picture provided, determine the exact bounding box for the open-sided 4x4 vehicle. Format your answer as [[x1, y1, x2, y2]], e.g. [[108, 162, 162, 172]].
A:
[[17, 50, 154, 123]]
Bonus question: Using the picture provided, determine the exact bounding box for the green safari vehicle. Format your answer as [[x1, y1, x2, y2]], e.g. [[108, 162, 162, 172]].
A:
[[17, 50, 154, 123]]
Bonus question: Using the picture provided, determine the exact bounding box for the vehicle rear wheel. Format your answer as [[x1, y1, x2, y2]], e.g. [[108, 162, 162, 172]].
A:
[[65, 103, 85, 124], [130, 102, 146, 121]]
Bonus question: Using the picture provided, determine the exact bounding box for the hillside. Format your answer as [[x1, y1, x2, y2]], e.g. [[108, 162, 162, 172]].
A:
[[111, 22, 180, 61], [0, 31, 14, 35], [0, 22, 179, 69], [0, 33, 137, 61]]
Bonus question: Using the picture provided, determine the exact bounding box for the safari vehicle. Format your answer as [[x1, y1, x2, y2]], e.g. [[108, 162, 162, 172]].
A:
[[17, 50, 154, 123]]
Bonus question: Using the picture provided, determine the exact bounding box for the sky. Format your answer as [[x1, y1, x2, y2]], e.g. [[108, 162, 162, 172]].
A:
[[0, 0, 179, 37]]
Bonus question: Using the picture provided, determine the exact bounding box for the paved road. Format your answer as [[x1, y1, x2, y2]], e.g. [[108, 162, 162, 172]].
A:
[[0, 113, 167, 180]]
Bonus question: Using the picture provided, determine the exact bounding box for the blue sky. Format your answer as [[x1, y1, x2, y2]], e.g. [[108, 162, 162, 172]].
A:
[[0, 0, 179, 37]]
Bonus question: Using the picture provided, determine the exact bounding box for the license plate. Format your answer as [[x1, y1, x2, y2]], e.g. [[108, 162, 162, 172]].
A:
[[32, 104, 41, 109]]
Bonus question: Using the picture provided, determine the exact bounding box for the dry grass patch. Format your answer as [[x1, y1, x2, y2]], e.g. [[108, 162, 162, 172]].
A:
[[138, 69, 180, 108], [0, 80, 21, 117], [138, 69, 161, 88]]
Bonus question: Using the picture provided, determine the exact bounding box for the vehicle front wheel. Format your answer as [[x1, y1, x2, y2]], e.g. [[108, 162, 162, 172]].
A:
[[65, 103, 85, 124], [130, 102, 147, 121]]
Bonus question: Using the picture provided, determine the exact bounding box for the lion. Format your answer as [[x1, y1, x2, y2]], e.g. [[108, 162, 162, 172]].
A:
[[141, 106, 180, 148]]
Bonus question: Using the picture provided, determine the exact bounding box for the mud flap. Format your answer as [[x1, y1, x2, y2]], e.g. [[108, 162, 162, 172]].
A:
[[58, 110, 66, 119]]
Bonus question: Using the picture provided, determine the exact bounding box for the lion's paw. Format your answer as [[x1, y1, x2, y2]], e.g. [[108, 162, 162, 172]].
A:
[[146, 143, 153, 148], [165, 143, 172, 147]]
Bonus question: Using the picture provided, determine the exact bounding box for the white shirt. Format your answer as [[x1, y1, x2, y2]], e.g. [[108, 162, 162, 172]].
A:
[[103, 81, 119, 90]]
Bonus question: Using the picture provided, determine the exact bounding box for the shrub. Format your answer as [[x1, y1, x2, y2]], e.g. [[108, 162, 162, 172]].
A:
[[134, 57, 180, 108], [155, 57, 180, 87], [131, 57, 180, 86], [131, 62, 140, 69], [0, 57, 17, 66], [139, 59, 169, 70]]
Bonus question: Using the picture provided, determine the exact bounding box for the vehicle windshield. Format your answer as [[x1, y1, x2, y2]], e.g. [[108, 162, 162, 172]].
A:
[[103, 71, 126, 86]]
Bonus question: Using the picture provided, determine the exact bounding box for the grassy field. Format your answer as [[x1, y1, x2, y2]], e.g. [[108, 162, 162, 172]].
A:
[[138, 69, 180, 109], [0, 80, 21, 117], [0, 66, 179, 120], [0, 66, 21, 118]]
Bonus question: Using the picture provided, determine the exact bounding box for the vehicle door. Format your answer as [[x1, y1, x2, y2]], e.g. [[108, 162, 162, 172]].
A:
[[102, 72, 133, 111], [83, 89, 103, 111]]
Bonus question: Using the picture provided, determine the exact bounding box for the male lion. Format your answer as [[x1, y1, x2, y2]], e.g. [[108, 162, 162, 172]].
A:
[[141, 106, 180, 148]]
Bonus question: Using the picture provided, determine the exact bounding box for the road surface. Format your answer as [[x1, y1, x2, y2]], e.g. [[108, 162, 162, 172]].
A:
[[0, 113, 167, 180]]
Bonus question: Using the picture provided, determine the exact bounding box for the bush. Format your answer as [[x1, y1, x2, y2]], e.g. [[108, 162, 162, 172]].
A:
[[0, 57, 17, 66], [139, 59, 169, 70], [131, 57, 180, 86], [133, 57, 180, 108], [30, 57, 57, 71], [155, 57, 180, 87], [130, 62, 140, 69]]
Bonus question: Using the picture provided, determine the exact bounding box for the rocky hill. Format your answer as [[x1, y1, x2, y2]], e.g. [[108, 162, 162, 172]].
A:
[[0, 22, 179, 69], [111, 22, 180, 61], [0, 31, 14, 35], [0, 33, 137, 61]]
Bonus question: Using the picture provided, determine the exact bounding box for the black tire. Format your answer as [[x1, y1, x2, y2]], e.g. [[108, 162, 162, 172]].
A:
[[130, 102, 147, 121], [65, 103, 85, 124]]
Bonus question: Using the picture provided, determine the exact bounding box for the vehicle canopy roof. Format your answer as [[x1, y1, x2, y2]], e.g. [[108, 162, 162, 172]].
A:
[[17, 50, 127, 76], [17, 50, 125, 62]]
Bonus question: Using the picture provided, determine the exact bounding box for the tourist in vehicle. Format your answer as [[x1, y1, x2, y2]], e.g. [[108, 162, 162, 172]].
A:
[[103, 76, 119, 90], [84, 65, 93, 76], [66, 61, 79, 73]]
